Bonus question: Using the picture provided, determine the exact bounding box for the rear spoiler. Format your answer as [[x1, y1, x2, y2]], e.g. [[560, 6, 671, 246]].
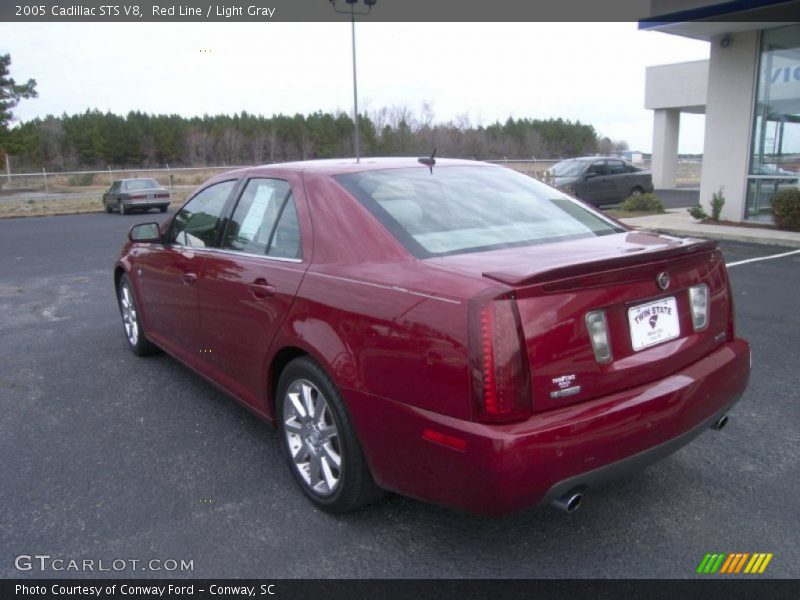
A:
[[483, 238, 718, 287]]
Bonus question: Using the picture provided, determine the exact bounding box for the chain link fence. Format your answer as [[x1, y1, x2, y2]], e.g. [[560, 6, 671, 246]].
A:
[[0, 164, 251, 197]]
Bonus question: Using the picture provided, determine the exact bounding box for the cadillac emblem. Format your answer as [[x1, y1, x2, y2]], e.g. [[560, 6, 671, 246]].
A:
[[657, 272, 670, 290]]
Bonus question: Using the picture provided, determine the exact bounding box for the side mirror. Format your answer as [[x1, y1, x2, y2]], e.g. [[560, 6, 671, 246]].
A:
[[129, 222, 162, 243]]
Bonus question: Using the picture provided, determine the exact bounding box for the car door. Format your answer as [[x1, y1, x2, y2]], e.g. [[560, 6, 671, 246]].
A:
[[133, 179, 238, 363], [607, 159, 629, 201], [582, 160, 611, 204], [194, 173, 310, 410]]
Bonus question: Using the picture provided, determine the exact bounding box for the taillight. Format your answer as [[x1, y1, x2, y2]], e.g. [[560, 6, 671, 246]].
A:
[[585, 309, 613, 363], [470, 293, 532, 423], [688, 284, 709, 331]]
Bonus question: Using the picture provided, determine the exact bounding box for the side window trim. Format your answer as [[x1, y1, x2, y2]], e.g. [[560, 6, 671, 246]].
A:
[[220, 177, 302, 260], [212, 176, 248, 249], [263, 188, 294, 256]]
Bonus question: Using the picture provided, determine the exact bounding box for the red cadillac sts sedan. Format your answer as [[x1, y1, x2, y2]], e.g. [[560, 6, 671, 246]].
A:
[[115, 158, 750, 515]]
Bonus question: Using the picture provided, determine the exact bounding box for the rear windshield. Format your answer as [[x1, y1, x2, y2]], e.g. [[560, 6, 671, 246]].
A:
[[335, 165, 624, 258], [124, 179, 161, 190]]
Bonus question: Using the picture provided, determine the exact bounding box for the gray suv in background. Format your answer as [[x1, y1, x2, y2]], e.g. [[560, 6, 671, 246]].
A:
[[547, 157, 654, 206]]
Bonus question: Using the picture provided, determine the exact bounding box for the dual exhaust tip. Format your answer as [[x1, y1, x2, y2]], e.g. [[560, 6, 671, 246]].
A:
[[550, 414, 731, 514]]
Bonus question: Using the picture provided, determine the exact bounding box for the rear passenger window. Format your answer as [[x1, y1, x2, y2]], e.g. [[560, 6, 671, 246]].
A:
[[608, 161, 626, 175], [587, 162, 607, 176], [223, 178, 301, 260]]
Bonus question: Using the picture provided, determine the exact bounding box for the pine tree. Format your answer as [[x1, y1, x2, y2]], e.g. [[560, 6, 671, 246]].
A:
[[0, 53, 38, 157]]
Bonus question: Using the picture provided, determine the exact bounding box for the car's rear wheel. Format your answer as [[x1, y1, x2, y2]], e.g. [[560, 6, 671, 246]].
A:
[[276, 356, 382, 513], [629, 186, 644, 197], [117, 274, 159, 356], [119, 202, 127, 215]]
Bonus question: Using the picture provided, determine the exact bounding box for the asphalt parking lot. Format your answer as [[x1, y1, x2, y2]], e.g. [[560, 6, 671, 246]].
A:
[[0, 211, 798, 579]]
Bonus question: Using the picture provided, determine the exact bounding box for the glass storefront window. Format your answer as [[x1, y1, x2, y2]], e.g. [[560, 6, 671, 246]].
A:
[[747, 24, 800, 221]]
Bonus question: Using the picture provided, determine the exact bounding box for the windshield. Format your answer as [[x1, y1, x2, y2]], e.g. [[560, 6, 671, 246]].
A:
[[335, 165, 624, 258], [124, 179, 161, 190], [549, 159, 590, 178]]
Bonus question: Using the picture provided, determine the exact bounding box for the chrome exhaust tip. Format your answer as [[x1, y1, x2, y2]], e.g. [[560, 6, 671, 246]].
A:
[[551, 491, 583, 514], [712, 415, 729, 431]]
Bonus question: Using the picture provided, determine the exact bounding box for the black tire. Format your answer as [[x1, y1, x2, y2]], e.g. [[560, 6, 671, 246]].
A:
[[116, 274, 159, 356], [119, 202, 127, 215], [276, 356, 382, 513], [629, 186, 644, 197], [104, 201, 112, 214], [160, 205, 168, 213]]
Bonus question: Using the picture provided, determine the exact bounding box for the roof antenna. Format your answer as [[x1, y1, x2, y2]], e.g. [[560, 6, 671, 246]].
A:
[[418, 147, 437, 174]]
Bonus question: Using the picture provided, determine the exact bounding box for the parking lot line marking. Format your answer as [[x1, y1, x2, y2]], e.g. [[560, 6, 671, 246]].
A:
[[726, 248, 800, 268]]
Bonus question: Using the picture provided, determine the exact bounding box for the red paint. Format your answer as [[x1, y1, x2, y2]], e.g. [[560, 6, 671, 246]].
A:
[[116, 158, 750, 515]]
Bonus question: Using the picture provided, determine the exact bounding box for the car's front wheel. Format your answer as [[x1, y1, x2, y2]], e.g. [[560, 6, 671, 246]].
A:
[[276, 357, 382, 513], [117, 274, 159, 356], [629, 186, 644, 197]]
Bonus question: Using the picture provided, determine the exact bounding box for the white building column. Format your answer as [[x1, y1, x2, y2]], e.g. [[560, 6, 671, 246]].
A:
[[700, 30, 759, 221], [651, 109, 680, 189]]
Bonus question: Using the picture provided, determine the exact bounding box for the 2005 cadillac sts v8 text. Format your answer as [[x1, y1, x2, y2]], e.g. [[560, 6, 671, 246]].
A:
[[114, 158, 750, 515]]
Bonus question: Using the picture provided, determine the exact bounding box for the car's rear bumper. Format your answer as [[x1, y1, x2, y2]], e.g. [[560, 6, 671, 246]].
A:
[[122, 200, 170, 209], [346, 338, 750, 515]]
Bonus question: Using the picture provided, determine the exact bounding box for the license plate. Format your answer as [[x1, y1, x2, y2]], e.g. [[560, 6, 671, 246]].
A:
[[628, 297, 680, 351]]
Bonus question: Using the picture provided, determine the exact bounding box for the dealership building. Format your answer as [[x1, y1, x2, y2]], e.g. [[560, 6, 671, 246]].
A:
[[641, 1, 799, 222]]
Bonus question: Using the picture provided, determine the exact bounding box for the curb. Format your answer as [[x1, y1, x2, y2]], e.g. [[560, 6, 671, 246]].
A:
[[627, 225, 800, 249]]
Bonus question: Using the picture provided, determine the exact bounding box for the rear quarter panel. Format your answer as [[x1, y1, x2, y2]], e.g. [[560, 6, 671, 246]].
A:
[[278, 171, 496, 421]]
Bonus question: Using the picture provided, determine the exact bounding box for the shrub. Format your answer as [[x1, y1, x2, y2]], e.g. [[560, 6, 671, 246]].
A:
[[619, 193, 665, 213], [772, 188, 800, 231], [687, 205, 708, 220], [710, 187, 725, 221]]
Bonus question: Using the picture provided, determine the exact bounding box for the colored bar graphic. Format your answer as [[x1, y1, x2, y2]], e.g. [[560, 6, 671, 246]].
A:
[[720, 554, 736, 573], [696, 554, 712, 574], [750, 554, 766, 573], [734, 553, 749, 573], [758, 554, 773, 573], [710, 554, 725, 573], [697, 552, 772, 575], [744, 554, 759, 573]]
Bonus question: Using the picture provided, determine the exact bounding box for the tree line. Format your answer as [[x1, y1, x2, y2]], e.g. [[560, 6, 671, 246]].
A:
[[1, 107, 626, 172]]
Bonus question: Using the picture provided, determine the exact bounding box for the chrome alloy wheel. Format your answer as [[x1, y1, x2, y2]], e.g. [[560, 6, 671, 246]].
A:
[[119, 281, 139, 346], [282, 379, 342, 496]]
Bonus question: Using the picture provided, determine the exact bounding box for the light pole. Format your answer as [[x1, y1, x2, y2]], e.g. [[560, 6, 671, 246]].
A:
[[330, 0, 376, 163]]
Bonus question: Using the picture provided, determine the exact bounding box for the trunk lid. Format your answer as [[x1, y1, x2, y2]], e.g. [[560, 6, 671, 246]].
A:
[[429, 231, 733, 413]]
